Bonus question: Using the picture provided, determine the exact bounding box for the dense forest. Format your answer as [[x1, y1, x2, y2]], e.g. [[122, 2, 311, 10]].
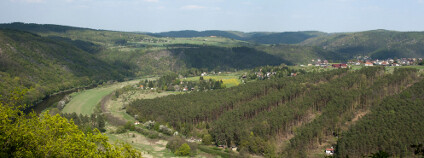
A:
[[337, 76, 424, 157], [171, 46, 289, 71], [127, 67, 422, 157]]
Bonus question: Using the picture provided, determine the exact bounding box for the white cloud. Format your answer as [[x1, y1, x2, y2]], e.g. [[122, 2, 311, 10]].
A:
[[180, 5, 205, 10]]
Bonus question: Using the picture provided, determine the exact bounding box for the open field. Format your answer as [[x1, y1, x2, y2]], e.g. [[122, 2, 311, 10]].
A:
[[183, 74, 242, 88], [62, 80, 140, 115]]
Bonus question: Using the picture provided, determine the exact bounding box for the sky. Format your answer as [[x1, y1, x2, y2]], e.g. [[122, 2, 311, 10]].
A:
[[1, 0, 424, 33]]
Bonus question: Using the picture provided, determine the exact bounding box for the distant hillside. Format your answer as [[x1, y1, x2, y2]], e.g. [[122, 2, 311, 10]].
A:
[[0, 22, 89, 33], [302, 30, 424, 59], [255, 44, 344, 64], [0, 29, 128, 104], [150, 30, 326, 44], [171, 46, 290, 70], [149, 30, 247, 40]]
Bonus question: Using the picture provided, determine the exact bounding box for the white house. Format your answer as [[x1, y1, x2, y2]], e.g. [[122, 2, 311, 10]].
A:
[[325, 147, 334, 155]]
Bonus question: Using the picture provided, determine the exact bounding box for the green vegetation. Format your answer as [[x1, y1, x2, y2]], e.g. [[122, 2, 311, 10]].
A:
[[337, 76, 424, 157], [3, 22, 424, 158], [302, 29, 424, 59], [256, 44, 344, 64], [150, 30, 326, 44], [0, 89, 140, 157], [0, 29, 127, 107], [127, 67, 422, 157]]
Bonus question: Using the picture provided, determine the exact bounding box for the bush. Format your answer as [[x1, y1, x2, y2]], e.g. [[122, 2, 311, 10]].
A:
[[175, 143, 191, 156], [124, 121, 135, 131], [202, 134, 213, 145], [159, 125, 173, 135], [116, 126, 127, 134], [166, 136, 197, 156]]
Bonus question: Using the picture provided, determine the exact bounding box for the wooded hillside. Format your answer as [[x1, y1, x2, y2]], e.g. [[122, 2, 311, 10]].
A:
[[127, 67, 422, 157]]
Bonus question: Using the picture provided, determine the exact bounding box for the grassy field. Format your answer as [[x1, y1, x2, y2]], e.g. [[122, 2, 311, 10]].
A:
[[183, 74, 242, 88], [62, 80, 140, 115]]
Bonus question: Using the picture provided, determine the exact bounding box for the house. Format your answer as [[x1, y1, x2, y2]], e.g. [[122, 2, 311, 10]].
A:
[[230, 146, 238, 151], [325, 147, 334, 155], [332, 64, 347, 68], [365, 62, 374, 66], [139, 85, 144, 89], [392, 63, 401, 67], [134, 121, 140, 125], [381, 61, 389, 66], [332, 64, 341, 68]]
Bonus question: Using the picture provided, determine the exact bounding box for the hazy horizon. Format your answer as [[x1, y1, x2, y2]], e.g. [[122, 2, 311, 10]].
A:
[[1, 0, 424, 33]]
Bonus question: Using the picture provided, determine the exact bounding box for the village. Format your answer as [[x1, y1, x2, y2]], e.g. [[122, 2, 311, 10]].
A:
[[302, 56, 423, 68]]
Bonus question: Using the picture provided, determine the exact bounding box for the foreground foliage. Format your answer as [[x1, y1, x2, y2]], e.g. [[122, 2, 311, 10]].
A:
[[0, 91, 141, 157]]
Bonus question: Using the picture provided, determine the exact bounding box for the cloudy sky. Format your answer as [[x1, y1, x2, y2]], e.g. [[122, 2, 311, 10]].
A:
[[1, 0, 423, 32]]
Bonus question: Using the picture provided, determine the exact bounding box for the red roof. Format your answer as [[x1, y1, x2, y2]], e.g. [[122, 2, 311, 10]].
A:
[[326, 148, 334, 151]]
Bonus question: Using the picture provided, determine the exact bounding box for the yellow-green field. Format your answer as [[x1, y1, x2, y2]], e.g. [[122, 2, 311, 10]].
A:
[[183, 75, 241, 88]]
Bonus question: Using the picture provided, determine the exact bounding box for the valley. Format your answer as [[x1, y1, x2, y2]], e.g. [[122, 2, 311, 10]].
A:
[[2, 23, 424, 158]]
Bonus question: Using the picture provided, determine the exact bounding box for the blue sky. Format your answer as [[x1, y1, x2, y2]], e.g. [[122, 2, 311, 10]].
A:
[[1, 0, 424, 32]]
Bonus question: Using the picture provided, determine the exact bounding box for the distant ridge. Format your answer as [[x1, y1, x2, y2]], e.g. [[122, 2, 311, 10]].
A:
[[149, 30, 327, 44]]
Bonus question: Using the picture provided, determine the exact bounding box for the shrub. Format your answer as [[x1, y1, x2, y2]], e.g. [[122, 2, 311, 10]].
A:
[[202, 134, 213, 145], [175, 143, 191, 156]]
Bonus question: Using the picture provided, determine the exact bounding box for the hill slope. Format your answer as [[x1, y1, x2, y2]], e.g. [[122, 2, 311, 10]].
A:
[[126, 67, 422, 157], [150, 30, 326, 44], [337, 74, 424, 157], [0, 29, 128, 104], [302, 30, 424, 59]]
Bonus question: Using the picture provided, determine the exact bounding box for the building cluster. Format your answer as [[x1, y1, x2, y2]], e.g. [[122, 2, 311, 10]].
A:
[[348, 57, 423, 67], [301, 59, 330, 67], [301, 57, 423, 68]]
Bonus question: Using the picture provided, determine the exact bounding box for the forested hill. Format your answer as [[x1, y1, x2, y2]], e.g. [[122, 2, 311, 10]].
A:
[[0, 22, 90, 33], [149, 30, 326, 44], [0, 29, 128, 105], [337, 76, 424, 157], [127, 67, 422, 157], [301, 30, 424, 59]]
